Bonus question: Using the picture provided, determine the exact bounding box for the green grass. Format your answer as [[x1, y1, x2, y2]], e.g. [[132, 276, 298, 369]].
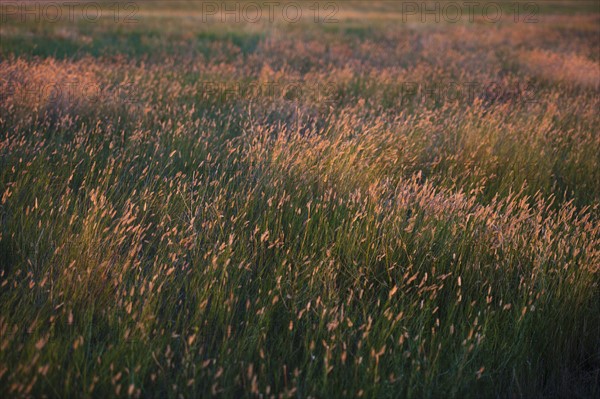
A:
[[1, 1, 599, 398]]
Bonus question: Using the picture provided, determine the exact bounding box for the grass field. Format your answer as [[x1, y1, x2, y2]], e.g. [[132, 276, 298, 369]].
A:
[[1, 1, 599, 398]]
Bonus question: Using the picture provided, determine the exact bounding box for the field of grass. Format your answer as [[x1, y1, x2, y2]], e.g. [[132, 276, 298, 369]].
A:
[[1, 1, 599, 398]]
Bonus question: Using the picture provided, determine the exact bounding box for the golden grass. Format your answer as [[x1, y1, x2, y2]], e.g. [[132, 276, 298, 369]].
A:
[[0, 2, 599, 398]]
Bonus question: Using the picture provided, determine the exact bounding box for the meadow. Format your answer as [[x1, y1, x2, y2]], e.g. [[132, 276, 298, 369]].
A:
[[0, 1, 599, 398]]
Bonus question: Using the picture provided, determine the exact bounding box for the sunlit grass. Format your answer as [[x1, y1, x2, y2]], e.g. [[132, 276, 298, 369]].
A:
[[1, 1, 599, 398]]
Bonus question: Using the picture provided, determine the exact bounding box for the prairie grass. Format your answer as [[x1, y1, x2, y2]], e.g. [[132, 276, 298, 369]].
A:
[[1, 1, 599, 398]]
